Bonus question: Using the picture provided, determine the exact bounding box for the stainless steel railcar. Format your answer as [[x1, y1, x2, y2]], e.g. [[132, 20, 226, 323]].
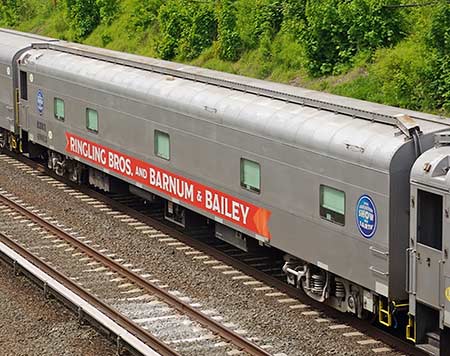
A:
[[1, 28, 449, 355]]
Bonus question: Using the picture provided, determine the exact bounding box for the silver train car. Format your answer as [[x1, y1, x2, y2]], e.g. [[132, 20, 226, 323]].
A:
[[1, 28, 450, 354]]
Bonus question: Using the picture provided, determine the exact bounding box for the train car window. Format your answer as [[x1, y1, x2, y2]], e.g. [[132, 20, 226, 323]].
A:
[[54, 98, 65, 121], [154, 130, 170, 160], [320, 185, 345, 225], [86, 108, 99, 133], [20, 71, 28, 100], [240, 159, 260, 193], [417, 190, 442, 250]]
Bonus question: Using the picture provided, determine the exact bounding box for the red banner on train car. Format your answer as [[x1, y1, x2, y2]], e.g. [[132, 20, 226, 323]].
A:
[[65, 132, 271, 239]]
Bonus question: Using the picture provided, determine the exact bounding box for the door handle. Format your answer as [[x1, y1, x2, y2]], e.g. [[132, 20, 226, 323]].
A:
[[426, 257, 431, 267]]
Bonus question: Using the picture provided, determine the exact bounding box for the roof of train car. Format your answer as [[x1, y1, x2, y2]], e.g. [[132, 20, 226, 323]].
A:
[[25, 47, 449, 172], [411, 132, 450, 190], [0, 29, 54, 64], [7, 29, 448, 172]]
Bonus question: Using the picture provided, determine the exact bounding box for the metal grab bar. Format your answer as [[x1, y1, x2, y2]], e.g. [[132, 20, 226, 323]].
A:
[[369, 246, 389, 257], [369, 266, 389, 276], [439, 259, 445, 308], [406, 248, 413, 294]]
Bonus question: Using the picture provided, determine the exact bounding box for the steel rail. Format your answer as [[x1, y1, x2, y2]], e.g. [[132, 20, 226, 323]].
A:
[[0, 231, 177, 356], [0, 191, 272, 356]]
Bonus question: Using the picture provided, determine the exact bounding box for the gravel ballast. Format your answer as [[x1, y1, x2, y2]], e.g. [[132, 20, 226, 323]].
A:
[[0, 212, 240, 356], [0, 259, 115, 356], [0, 154, 402, 356]]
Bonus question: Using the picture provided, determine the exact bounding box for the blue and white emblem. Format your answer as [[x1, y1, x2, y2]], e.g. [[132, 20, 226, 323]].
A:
[[356, 195, 377, 239], [36, 89, 44, 115]]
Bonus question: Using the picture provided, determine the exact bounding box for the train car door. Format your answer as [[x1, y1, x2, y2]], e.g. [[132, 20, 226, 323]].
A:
[[415, 189, 444, 309], [0, 63, 14, 133], [18, 70, 28, 132]]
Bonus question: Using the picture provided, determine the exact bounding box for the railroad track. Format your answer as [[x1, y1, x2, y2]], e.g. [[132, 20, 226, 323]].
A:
[[0, 151, 425, 356], [0, 190, 272, 356], [106, 192, 286, 281], [90, 193, 422, 355]]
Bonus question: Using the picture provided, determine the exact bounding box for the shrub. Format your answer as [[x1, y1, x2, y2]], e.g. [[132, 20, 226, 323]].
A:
[[427, 1, 450, 112], [128, 0, 163, 34], [96, 0, 120, 26], [370, 42, 435, 110], [235, 0, 283, 49], [303, 0, 405, 76], [157, 0, 216, 60], [66, 0, 100, 40], [0, 0, 36, 27], [280, 0, 306, 39], [216, 0, 242, 61]]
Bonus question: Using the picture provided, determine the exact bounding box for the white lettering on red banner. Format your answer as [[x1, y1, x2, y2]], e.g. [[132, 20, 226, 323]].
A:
[[66, 132, 271, 239]]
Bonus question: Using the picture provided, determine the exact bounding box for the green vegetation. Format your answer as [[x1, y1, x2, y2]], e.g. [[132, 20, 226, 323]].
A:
[[1, 0, 449, 115]]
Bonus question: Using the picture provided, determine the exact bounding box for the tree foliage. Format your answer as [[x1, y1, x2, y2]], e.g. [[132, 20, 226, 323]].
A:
[[3, 0, 450, 115], [66, 0, 100, 40], [279, 0, 306, 37], [427, 1, 450, 111], [96, 0, 119, 26], [0, 0, 35, 27], [303, 0, 405, 76], [0, 0, 18, 26], [157, 0, 216, 60], [235, 0, 283, 49], [65, 0, 119, 40], [216, 0, 241, 61], [128, 0, 163, 34]]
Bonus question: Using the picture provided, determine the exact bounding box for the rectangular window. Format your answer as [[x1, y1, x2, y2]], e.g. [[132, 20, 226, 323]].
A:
[[20, 71, 28, 100], [86, 108, 98, 133], [320, 185, 345, 225], [154, 130, 170, 160], [241, 158, 261, 193], [417, 190, 442, 250], [54, 98, 65, 121]]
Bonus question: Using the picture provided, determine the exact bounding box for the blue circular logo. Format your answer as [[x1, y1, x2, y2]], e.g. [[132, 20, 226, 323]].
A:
[[36, 89, 44, 115], [356, 195, 377, 239]]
